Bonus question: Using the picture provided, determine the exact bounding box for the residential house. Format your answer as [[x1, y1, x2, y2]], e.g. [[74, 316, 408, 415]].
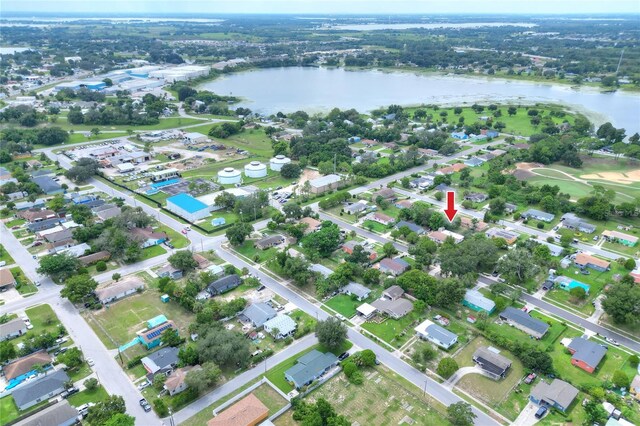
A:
[[602, 230, 638, 247], [631, 375, 640, 402], [428, 229, 464, 245], [409, 177, 434, 190], [464, 193, 488, 203], [395, 220, 425, 235], [0, 318, 27, 341], [395, 199, 415, 209], [15, 200, 45, 211], [141, 347, 180, 380], [437, 163, 467, 175], [561, 213, 596, 234], [356, 303, 377, 319], [157, 264, 183, 280], [567, 337, 607, 374], [164, 365, 201, 396], [369, 212, 395, 226], [574, 253, 610, 272], [46, 239, 76, 254], [2, 350, 52, 381], [372, 297, 413, 319], [43, 228, 74, 244], [361, 139, 377, 147], [418, 148, 440, 157], [131, 227, 168, 248], [342, 241, 376, 261], [255, 235, 285, 250], [459, 216, 488, 232], [434, 183, 455, 193], [499, 307, 549, 339], [378, 257, 410, 276], [464, 157, 485, 167], [13, 400, 78, 426], [12, 370, 70, 410], [340, 282, 371, 301], [299, 217, 321, 234], [207, 274, 242, 295], [94, 276, 145, 304], [32, 176, 63, 195], [415, 320, 458, 349], [310, 263, 333, 278], [463, 289, 496, 313], [137, 316, 176, 350], [473, 347, 512, 379], [451, 131, 468, 140], [504, 203, 517, 213], [78, 251, 110, 266], [0, 268, 16, 290], [207, 393, 269, 426], [530, 379, 579, 412], [521, 209, 555, 223], [284, 350, 338, 389], [18, 209, 57, 223], [382, 285, 404, 301], [372, 188, 397, 202], [240, 302, 277, 328], [263, 315, 297, 339], [27, 217, 63, 233], [486, 228, 519, 245], [343, 201, 368, 215], [192, 253, 210, 269]]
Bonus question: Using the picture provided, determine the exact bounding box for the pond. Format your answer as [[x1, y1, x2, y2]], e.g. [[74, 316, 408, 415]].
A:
[[199, 67, 640, 134]]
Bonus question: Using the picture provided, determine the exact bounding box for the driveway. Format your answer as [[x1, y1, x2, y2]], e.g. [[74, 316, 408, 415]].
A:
[[512, 401, 541, 426]]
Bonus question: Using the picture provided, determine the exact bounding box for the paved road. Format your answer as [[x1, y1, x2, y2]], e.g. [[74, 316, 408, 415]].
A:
[[171, 334, 317, 424], [0, 223, 158, 424], [478, 276, 640, 353]]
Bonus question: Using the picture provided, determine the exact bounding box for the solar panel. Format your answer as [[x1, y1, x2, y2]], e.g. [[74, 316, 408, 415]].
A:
[[145, 323, 173, 340]]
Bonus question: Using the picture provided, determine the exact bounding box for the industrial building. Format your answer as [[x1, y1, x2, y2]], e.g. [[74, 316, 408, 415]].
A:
[[166, 193, 211, 222], [244, 161, 267, 178], [309, 174, 343, 194], [217, 167, 242, 185], [269, 155, 291, 171], [148, 65, 210, 82], [150, 168, 180, 182]]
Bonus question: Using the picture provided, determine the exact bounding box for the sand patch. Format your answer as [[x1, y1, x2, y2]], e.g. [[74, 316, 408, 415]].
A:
[[515, 162, 543, 170], [581, 170, 640, 185]]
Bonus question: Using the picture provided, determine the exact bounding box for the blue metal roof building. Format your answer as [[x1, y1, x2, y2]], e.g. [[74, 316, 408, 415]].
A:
[[166, 193, 210, 222]]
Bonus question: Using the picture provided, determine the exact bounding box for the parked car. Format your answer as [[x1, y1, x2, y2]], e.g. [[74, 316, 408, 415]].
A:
[[142, 403, 152, 412], [433, 315, 449, 326], [257, 285, 266, 291], [338, 352, 350, 361], [524, 373, 537, 384], [139, 398, 148, 406], [580, 269, 591, 275], [87, 358, 95, 367], [535, 406, 548, 419], [137, 381, 151, 391], [605, 337, 620, 346], [164, 242, 174, 249], [335, 314, 346, 321]]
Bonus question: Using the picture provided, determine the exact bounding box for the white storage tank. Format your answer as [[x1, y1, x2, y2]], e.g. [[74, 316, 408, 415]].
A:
[[269, 155, 291, 171], [217, 167, 242, 185], [244, 161, 267, 178]]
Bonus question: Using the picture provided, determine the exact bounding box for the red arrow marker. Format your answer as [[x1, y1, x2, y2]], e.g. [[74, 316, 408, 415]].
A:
[[444, 191, 458, 222]]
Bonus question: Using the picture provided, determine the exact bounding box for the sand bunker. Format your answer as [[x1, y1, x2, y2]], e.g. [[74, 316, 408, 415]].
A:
[[515, 162, 543, 170], [581, 170, 640, 185]]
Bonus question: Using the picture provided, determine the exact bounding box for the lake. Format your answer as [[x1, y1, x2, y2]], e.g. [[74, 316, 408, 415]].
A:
[[324, 22, 537, 31], [199, 67, 640, 134]]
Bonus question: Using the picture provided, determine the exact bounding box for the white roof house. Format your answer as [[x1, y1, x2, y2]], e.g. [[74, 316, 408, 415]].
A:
[[356, 303, 377, 318], [263, 315, 297, 339]]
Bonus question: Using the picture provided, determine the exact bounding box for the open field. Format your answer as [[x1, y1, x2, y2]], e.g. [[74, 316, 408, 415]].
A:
[[361, 309, 426, 349], [67, 385, 110, 407], [0, 396, 47, 424], [279, 365, 450, 426], [51, 116, 204, 132], [0, 244, 16, 264], [82, 286, 194, 355], [10, 266, 38, 295]]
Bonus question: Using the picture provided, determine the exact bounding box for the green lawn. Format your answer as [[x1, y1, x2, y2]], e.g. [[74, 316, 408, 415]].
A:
[[362, 219, 390, 233], [67, 362, 92, 382], [0, 396, 47, 424], [361, 310, 427, 349], [10, 267, 38, 295], [325, 288, 381, 319], [486, 310, 566, 350], [67, 385, 109, 407], [24, 304, 61, 337], [0, 244, 15, 264], [54, 116, 203, 132], [140, 244, 167, 260], [156, 225, 189, 249], [4, 219, 25, 229], [82, 287, 194, 357], [234, 239, 279, 264], [68, 131, 128, 144]]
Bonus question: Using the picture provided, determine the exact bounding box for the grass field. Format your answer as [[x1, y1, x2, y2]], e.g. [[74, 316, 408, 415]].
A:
[[67, 385, 109, 407], [0, 245, 16, 265], [10, 267, 38, 295], [156, 225, 189, 249], [140, 244, 166, 260], [325, 288, 382, 319], [362, 219, 390, 233], [185, 125, 273, 158], [234, 239, 279, 264], [52, 116, 204, 132], [280, 365, 450, 426], [0, 396, 47, 424], [82, 287, 194, 355], [361, 310, 427, 349], [486, 311, 566, 351], [68, 131, 128, 144], [453, 337, 525, 420]]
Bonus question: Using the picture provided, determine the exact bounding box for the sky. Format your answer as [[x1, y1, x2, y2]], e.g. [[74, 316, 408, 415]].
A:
[[2, 0, 639, 15]]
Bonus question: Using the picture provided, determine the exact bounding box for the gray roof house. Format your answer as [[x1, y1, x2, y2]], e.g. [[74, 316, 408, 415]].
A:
[[504, 203, 517, 213], [343, 201, 368, 215], [310, 263, 333, 278], [32, 176, 63, 195], [567, 337, 607, 373], [378, 257, 410, 276], [27, 218, 63, 233], [207, 274, 242, 295], [464, 157, 485, 167], [263, 315, 297, 339], [395, 220, 425, 235], [0, 318, 27, 341], [255, 234, 285, 250], [141, 347, 180, 380], [499, 307, 549, 339], [285, 350, 338, 389], [12, 370, 70, 410], [371, 298, 414, 319], [530, 379, 579, 412], [14, 400, 78, 426], [415, 320, 458, 349], [340, 282, 371, 301], [382, 285, 405, 301], [473, 347, 512, 378], [521, 209, 555, 223], [464, 193, 488, 203], [240, 302, 277, 328], [561, 213, 596, 234]]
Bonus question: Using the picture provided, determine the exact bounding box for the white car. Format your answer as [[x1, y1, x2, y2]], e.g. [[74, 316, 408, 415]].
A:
[[87, 358, 95, 367], [137, 381, 151, 390]]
